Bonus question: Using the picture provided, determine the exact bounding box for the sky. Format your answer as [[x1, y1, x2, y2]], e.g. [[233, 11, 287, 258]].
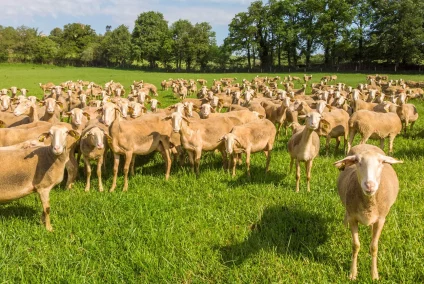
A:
[[1, 0, 254, 45]]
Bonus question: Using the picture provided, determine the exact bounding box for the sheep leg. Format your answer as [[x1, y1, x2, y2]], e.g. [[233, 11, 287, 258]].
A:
[[289, 158, 294, 173], [334, 136, 341, 154], [388, 134, 396, 155], [347, 127, 356, 153], [97, 155, 104, 192], [348, 220, 360, 280], [305, 159, 313, 192], [325, 136, 331, 155], [122, 152, 133, 192], [194, 149, 202, 177], [295, 159, 301, 192], [379, 138, 385, 151], [370, 219, 385, 280], [359, 133, 371, 145], [343, 132, 348, 154], [232, 154, 237, 177], [158, 142, 171, 181], [38, 187, 53, 232], [219, 148, 228, 170], [130, 155, 136, 176], [245, 148, 251, 180], [65, 151, 78, 190], [83, 156, 92, 192], [264, 150, 271, 174], [110, 154, 120, 192], [187, 151, 195, 173]]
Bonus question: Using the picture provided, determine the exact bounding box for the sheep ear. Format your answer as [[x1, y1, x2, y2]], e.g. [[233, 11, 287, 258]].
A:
[[68, 130, 80, 140], [334, 155, 357, 170], [210, 108, 216, 113], [321, 119, 330, 130], [96, 108, 103, 114], [217, 135, 225, 142], [157, 101, 161, 106], [0, 120, 6, 128], [38, 132, 51, 142], [82, 112, 91, 120], [379, 155, 403, 165], [162, 115, 172, 121]]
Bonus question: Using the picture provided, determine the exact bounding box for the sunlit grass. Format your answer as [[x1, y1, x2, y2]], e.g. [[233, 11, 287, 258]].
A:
[[0, 64, 423, 282]]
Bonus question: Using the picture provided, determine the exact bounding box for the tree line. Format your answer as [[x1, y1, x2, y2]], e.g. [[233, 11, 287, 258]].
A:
[[0, 0, 423, 71]]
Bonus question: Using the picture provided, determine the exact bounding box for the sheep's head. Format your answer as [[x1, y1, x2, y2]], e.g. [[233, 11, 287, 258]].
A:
[[219, 133, 239, 154], [305, 112, 321, 131], [164, 112, 190, 133], [334, 151, 402, 196], [83, 127, 105, 150], [39, 124, 79, 156]]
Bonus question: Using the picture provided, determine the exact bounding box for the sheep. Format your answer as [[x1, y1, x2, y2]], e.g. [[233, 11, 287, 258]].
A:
[[165, 111, 242, 177], [0, 123, 79, 231], [196, 79, 207, 86], [0, 95, 12, 111], [394, 103, 419, 134], [106, 109, 173, 192], [80, 124, 108, 192], [348, 110, 402, 154], [38, 98, 63, 123], [220, 119, 276, 178], [334, 144, 402, 280], [317, 109, 350, 155], [303, 74, 312, 83], [287, 112, 322, 192]]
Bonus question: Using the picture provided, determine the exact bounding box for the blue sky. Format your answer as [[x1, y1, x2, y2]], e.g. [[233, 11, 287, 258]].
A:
[[2, 0, 254, 45]]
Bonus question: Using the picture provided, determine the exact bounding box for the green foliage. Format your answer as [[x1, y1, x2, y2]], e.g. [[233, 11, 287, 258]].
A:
[[132, 11, 169, 68]]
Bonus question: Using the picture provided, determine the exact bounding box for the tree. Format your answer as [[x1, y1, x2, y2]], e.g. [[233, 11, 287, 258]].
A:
[[170, 19, 193, 70], [249, 1, 272, 69], [192, 22, 216, 70], [369, 0, 424, 65], [226, 12, 256, 69], [101, 25, 132, 66], [132, 11, 169, 68]]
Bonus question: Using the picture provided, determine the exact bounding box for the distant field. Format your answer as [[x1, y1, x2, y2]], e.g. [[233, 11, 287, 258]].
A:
[[0, 63, 423, 283]]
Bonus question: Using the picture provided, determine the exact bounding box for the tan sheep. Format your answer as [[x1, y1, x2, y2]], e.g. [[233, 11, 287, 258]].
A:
[[334, 144, 402, 280], [348, 110, 402, 154], [0, 123, 79, 231], [220, 119, 276, 178], [287, 112, 321, 192]]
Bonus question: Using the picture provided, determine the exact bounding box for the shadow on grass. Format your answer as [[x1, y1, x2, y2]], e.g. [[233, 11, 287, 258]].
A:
[[0, 204, 38, 220], [219, 204, 330, 267], [226, 164, 290, 187]]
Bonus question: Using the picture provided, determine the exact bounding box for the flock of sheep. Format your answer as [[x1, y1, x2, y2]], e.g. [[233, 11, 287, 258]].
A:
[[0, 73, 423, 280]]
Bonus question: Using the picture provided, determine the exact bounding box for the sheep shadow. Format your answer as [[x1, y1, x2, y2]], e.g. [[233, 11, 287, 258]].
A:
[[0, 204, 38, 220], [219, 204, 330, 267], [225, 164, 290, 187]]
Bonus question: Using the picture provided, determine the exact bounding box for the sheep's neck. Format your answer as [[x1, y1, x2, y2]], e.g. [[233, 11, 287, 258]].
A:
[[300, 127, 316, 150]]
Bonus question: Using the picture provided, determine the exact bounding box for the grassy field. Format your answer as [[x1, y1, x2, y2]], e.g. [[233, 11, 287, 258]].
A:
[[0, 63, 423, 283]]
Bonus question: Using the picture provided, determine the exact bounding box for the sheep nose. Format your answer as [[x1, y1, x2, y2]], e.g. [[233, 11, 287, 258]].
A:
[[54, 145, 60, 150], [97, 143, 104, 149], [365, 181, 376, 191]]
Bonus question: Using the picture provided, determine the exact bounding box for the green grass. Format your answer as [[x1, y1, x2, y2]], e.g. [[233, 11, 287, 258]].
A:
[[0, 63, 423, 283]]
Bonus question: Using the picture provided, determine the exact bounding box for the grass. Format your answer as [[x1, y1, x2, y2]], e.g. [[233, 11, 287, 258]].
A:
[[0, 63, 423, 283]]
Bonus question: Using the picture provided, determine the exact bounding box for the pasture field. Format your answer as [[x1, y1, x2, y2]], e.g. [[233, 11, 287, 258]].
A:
[[0, 63, 423, 283]]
